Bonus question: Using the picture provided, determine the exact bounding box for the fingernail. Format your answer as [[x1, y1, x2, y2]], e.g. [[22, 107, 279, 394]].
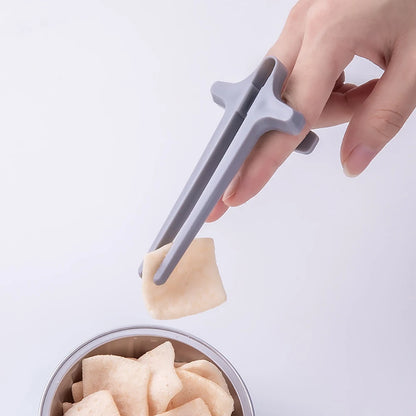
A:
[[223, 174, 240, 202], [343, 144, 377, 177]]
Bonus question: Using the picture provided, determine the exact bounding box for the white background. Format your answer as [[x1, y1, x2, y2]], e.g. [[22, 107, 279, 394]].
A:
[[0, 1, 415, 415]]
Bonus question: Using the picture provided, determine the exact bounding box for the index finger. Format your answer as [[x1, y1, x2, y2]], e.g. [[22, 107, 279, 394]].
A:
[[222, 30, 353, 207]]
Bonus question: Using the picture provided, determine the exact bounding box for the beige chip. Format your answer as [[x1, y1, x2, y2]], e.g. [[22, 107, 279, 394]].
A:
[[170, 369, 233, 416], [71, 380, 83, 402], [142, 238, 226, 319], [156, 398, 211, 416], [62, 402, 72, 413], [64, 390, 120, 416], [180, 360, 229, 393], [137, 341, 183, 415], [82, 355, 150, 416]]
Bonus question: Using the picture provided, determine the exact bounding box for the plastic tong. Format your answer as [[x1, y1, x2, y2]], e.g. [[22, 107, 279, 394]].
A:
[[139, 56, 319, 285]]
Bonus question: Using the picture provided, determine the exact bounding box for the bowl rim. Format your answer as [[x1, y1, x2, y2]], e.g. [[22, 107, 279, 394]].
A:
[[39, 325, 254, 416]]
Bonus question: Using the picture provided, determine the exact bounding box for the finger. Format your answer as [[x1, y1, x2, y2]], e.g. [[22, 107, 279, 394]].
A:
[[222, 131, 296, 206], [267, 0, 309, 71], [282, 30, 354, 126], [341, 52, 416, 177], [336, 82, 356, 94], [315, 80, 377, 128], [210, 1, 310, 220], [334, 71, 346, 90], [206, 199, 229, 222], [224, 29, 353, 207]]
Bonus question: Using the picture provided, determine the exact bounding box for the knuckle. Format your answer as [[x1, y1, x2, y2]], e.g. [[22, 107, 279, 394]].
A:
[[306, 1, 335, 31], [305, 0, 346, 38], [287, 0, 309, 26], [369, 109, 405, 140]]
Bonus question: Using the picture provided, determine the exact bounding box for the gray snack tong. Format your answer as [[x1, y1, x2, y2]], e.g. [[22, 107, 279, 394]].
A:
[[139, 56, 319, 285]]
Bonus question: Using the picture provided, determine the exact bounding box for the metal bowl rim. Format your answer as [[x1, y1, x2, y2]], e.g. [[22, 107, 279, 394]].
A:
[[39, 325, 254, 416]]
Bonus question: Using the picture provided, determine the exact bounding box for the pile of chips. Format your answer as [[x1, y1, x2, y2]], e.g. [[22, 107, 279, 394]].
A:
[[63, 341, 234, 416]]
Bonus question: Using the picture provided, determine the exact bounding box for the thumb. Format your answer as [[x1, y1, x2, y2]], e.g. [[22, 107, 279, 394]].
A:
[[341, 51, 416, 177]]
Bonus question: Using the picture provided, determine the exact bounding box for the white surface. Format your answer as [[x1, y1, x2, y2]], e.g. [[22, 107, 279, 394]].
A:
[[0, 1, 415, 415]]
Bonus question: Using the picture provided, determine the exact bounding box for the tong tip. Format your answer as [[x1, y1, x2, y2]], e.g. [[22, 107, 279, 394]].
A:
[[153, 264, 170, 286]]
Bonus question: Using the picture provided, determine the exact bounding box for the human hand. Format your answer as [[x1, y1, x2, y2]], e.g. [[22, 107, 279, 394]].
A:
[[208, 0, 416, 222]]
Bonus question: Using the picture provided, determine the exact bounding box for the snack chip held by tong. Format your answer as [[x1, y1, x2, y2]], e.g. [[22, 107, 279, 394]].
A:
[[139, 56, 319, 286]]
